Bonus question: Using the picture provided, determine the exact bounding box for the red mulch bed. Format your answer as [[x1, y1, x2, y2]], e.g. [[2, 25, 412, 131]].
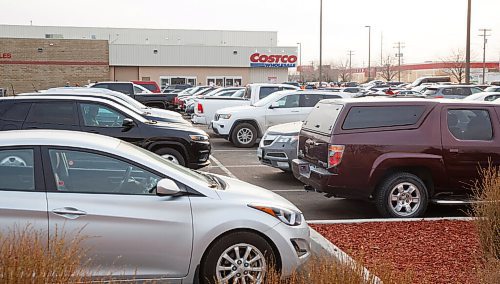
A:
[[311, 220, 481, 284]]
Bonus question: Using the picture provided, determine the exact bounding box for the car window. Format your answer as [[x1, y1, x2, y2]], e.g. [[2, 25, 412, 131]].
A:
[[80, 103, 125, 127], [139, 84, 157, 92], [48, 149, 162, 195], [447, 109, 493, 141], [303, 103, 343, 135], [343, 106, 426, 130], [0, 102, 31, 122], [26, 102, 76, 125], [0, 149, 34, 191], [259, 87, 281, 99], [300, 94, 332, 107], [95, 83, 133, 95], [485, 95, 500, 102], [470, 88, 482, 94], [273, 94, 300, 108]]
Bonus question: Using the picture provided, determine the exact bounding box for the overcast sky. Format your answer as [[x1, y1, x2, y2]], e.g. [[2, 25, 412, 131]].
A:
[[2, 0, 499, 67]]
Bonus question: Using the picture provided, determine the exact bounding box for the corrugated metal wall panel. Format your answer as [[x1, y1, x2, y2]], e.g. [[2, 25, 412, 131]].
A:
[[0, 25, 277, 47], [109, 45, 297, 67]]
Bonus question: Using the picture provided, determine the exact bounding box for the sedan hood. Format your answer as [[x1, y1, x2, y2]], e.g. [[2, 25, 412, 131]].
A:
[[150, 121, 208, 136], [147, 108, 182, 118], [215, 175, 301, 212], [266, 121, 303, 135]]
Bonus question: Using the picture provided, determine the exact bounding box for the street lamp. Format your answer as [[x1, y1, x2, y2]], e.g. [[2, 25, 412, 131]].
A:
[[365, 25, 371, 82], [297, 42, 303, 82]]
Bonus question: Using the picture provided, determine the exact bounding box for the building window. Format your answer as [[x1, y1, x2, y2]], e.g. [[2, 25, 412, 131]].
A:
[[160, 76, 197, 88], [45, 34, 63, 39], [207, 76, 243, 87]]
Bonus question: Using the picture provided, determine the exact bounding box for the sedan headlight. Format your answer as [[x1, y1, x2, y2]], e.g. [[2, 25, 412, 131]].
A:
[[218, 114, 232, 119], [248, 204, 302, 226], [189, 134, 209, 142], [277, 135, 299, 143]]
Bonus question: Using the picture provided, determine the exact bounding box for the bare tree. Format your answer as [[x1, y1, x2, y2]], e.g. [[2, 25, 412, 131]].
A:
[[442, 49, 466, 83], [378, 56, 398, 81], [335, 59, 350, 82]]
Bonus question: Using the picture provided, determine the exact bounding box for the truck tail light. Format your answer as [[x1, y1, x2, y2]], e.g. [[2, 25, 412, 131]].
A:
[[328, 145, 345, 168], [174, 97, 179, 105], [197, 103, 204, 114]]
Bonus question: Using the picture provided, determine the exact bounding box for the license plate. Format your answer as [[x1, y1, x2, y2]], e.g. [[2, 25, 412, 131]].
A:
[[257, 148, 263, 158]]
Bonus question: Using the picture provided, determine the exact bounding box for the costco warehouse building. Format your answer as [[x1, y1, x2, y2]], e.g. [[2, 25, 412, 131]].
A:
[[0, 25, 297, 93]]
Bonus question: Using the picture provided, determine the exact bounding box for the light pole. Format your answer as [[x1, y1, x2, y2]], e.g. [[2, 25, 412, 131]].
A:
[[319, 0, 323, 84], [297, 42, 303, 82], [365, 25, 371, 82], [348, 50, 355, 81], [465, 0, 471, 84], [394, 42, 405, 82], [478, 29, 491, 84]]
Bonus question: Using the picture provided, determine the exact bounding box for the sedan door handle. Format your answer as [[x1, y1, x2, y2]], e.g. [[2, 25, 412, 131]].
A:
[[449, 148, 460, 153], [52, 207, 87, 219], [290, 110, 300, 113]]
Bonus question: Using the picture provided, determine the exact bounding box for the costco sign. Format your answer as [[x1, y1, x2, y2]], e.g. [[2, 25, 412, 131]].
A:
[[250, 53, 297, 68]]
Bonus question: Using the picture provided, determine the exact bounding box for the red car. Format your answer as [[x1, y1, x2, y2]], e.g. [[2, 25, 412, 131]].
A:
[[132, 81, 161, 93]]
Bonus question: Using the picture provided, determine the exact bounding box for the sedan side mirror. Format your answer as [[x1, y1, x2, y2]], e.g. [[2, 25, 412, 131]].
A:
[[122, 118, 135, 128], [269, 102, 280, 109], [156, 179, 182, 196]]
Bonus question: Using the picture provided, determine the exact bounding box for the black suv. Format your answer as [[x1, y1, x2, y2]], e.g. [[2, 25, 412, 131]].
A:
[[0, 96, 211, 169]]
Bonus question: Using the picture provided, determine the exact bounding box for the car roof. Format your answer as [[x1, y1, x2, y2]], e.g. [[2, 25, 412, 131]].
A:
[[427, 84, 480, 89], [318, 97, 498, 106], [0, 129, 121, 150]]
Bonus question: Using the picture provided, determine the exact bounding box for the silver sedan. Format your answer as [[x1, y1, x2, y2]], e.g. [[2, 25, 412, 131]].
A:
[[0, 130, 310, 283]]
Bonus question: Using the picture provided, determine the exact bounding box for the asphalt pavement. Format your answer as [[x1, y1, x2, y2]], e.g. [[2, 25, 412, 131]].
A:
[[194, 124, 468, 221]]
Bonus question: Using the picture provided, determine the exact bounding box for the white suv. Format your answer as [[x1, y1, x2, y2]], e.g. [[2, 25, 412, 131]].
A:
[[211, 90, 352, 147]]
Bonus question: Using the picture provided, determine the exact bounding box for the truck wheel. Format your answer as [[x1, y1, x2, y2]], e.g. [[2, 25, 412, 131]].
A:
[[155, 148, 185, 166], [375, 172, 428, 218], [199, 231, 277, 284], [231, 123, 257, 148]]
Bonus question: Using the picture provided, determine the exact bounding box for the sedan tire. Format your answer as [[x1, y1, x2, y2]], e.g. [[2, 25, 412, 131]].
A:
[[200, 231, 277, 284]]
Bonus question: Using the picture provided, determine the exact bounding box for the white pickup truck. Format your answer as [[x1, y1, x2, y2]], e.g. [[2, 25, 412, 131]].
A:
[[211, 90, 353, 147], [191, 83, 298, 125]]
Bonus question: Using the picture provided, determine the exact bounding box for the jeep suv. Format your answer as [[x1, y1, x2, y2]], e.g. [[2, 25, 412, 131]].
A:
[[0, 96, 211, 169], [292, 98, 500, 218]]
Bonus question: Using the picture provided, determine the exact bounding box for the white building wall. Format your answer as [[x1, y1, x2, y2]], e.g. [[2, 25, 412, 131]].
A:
[[250, 68, 289, 83], [0, 25, 277, 47], [109, 44, 297, 67]]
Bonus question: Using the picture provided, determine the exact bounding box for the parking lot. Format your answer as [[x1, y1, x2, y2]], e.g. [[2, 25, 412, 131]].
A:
[[195, 124, 468, 221]]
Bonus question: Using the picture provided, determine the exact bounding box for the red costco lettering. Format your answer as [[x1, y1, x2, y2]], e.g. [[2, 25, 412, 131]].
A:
[[0, 53, 12, 59], [250, 53, 260, 62], [250, 53, 297, 64]]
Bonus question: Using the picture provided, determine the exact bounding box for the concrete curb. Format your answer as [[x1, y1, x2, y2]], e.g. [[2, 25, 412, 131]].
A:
[[309, 228, 381, 283], [307, 216, 476, 224]]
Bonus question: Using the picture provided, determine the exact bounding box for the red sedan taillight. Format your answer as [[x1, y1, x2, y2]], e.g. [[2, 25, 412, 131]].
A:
[[327, 145, 345, 168]]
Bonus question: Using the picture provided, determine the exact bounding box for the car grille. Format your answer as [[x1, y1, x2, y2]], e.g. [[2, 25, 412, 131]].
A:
[[266, 152, 287, 158]]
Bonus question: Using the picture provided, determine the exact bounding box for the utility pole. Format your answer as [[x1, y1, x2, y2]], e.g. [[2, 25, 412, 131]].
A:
[[365, 26, 371, 82], [348, 50, 355, 81], [465, 0, 472, 84], [297, 42, 303, 82], [394, 42, 405, 82], [478, 29, 491, 84], [319, 0, 323, 85], [380, 32, 383, 66]]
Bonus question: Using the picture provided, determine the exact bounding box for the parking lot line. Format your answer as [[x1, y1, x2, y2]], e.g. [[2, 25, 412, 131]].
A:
[[209, 155, 237, 179], [306, 217, 476, 224]]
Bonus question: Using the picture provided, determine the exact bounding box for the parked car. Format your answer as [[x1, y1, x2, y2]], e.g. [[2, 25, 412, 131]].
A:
[[185, 89, 245, 115], [0, 129, 310, 283], [212, 90, 352, 147], [423, 85, 483, 99], [292, 98, 500, 218], [29, 87, 191, 126], [408, 76, 451, 88], [161, 84, 193, 93], [0, 95, 210, 168], [484, 86, 500, 93], [132, 80, 161, 93], [258, 121, 302, 171], [192, 84, 298, 125], [90, 82, 178, 109], [464, 92, 500, 102]]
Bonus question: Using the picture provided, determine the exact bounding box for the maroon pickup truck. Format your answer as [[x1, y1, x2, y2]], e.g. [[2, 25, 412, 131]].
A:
[[292, 98, 500, 218]]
